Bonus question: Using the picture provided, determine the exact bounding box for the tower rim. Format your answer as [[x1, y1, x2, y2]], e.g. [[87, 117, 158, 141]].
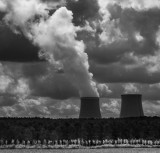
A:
[[121, 94, 142, 97], [80, 97, 99, 100]]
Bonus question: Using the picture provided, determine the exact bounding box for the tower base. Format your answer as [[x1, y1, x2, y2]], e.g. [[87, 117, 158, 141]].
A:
[[79, 97, 102, 118], [120, 94, 144, 118]]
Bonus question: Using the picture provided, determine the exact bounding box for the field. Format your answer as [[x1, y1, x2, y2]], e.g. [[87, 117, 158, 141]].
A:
[[0, 149, 159, 153]]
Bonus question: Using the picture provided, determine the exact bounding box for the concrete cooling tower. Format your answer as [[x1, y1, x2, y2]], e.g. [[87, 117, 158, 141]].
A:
[[79, 97, 102, 118], [120, 94, 144, 118]]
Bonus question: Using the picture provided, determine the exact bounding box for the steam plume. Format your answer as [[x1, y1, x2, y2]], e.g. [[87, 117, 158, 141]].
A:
[[0, 0, 99, 97]]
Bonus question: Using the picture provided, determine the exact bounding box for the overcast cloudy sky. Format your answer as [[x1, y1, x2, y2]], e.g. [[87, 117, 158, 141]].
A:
[[0, 0, 160, 118]]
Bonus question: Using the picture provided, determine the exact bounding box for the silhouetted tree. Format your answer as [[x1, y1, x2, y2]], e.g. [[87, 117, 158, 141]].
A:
[[0, 117, 160, 142]]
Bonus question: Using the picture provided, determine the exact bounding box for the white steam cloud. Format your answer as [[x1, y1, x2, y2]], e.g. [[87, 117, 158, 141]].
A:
[[0, 0, 99, 97]]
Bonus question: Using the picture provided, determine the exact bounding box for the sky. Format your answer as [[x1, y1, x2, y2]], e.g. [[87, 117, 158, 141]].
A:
[[0, 0, 160, 118]]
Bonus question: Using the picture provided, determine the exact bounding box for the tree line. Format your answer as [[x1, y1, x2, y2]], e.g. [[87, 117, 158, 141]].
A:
[[0, 116, 160, 144]]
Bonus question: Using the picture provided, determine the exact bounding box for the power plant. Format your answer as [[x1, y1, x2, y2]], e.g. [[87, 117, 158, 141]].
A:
[[120, 94, 144, 118], [79, 97, 102, 118]]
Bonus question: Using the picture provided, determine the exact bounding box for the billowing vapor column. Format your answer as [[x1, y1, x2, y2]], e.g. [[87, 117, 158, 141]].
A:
[[0, 1, 99, 98], [79, 97, 101, 118], [120, 94, 144, 118]]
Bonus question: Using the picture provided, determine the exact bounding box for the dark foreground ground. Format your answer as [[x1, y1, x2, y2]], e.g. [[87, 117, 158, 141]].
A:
[[0, 148, 160, 153]]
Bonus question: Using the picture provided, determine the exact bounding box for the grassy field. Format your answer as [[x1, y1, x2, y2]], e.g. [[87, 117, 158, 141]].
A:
[[0, 149, 159, 153]]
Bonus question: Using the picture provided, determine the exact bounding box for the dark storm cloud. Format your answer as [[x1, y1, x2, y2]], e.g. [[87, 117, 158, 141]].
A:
[[66, 0, 100, 26], [0, 12, 4, 20], [29, 73, 79, 100], [41, 0, 65, 2], [21, 62, 49, 78], [20, 62, 78, 99], [117, 7, 160, 55], [90, 63, 160, 84], [0, 25, 40, 62], [0, 95, 17, 107], [7, 62, 79, 99], [87, 41, 130, 65], [86, 4, 160, 66]]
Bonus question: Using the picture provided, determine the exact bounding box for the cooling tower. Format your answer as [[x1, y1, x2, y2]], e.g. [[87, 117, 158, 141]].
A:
[[120, 94, 144, 118], [79, 97, 102, 118]]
